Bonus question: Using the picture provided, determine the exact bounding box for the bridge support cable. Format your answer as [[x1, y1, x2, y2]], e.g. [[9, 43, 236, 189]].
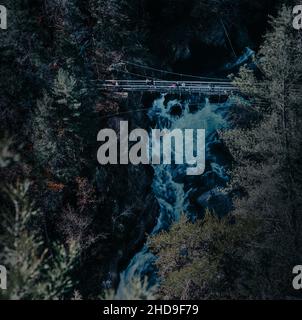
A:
[[219, 16, 237, 59], [118, 60, 229, 82]]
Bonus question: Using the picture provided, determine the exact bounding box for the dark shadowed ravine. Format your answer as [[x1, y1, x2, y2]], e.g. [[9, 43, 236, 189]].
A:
[[115, 50, 254, 298]]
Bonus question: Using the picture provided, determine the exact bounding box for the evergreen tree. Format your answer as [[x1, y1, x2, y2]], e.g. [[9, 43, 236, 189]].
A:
[[221, 5, 302, 298], [0, 1, 47, 135], [32, 69, 83, 182], [0, 140, 80, 300], [149, 212, 240, 299]]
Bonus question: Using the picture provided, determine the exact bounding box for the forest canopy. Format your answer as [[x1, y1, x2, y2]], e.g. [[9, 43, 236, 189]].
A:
[[0, 0, 301, 300]]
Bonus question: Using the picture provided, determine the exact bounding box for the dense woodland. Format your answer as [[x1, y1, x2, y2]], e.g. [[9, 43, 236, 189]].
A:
[[0, 0, 301, 299]]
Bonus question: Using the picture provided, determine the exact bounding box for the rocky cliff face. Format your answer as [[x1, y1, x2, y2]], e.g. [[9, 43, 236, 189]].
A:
[[133, 0, 280, 73]]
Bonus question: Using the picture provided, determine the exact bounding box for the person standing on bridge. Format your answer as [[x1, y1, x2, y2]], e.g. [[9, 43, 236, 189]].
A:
[[146, 79, 155, 86]]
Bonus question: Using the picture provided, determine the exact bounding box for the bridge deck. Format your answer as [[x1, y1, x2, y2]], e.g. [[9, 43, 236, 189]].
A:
[[100, 80, 236, 95]]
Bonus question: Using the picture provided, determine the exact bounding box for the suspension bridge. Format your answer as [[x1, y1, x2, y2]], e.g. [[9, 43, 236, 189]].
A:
[[99, 80, 236, 95], [99, 15, 245, 96]]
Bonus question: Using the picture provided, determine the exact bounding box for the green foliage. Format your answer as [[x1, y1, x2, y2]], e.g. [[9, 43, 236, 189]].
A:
[[0, 181, 80, 300], [40, 241, 80, 300], [220, 5, 302, 299], [103, 275, 158, 300], [0, 1, 46, 134], [53, 69, 81, 116], [32, 68, 84, 181], [1, 0, 297, 301], [149, 212, 242, 299]]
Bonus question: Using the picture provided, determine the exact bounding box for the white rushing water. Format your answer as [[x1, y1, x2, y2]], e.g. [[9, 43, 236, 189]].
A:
[[115, 94, 231, 299]]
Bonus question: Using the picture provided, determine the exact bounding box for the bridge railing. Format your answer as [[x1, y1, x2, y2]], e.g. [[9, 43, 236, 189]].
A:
[[99, 80, 236, 94]]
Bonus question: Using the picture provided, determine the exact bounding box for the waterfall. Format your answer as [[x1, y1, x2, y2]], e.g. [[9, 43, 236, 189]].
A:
[[115, 94, 231, 299]]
